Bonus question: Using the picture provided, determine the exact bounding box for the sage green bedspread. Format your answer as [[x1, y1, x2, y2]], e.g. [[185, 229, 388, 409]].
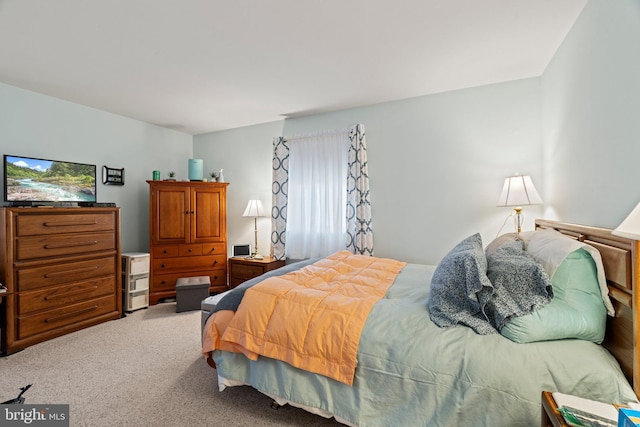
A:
[[212, 264, 636, 427]]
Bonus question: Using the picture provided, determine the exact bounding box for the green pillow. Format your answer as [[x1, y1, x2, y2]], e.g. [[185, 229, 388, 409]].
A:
[[500, 248, 606, 343]]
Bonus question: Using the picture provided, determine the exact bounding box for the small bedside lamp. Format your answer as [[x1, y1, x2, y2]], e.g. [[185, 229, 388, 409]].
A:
[[243, 200, 266, 259], [612, 201, 640, 240], [497, 174, 543, 233]]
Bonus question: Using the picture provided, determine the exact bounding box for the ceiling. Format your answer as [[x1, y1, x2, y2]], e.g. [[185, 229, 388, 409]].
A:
[[0, 0, 587, 135]]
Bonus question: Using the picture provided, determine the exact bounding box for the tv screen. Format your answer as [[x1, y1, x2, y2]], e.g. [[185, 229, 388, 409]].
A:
[[4, 155, 97, 203]]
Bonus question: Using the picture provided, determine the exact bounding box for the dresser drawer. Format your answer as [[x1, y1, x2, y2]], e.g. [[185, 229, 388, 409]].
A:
[[18, 294, 117, 340], [16, 232, 116, 260], [16, 212, 116, 236], [18, 277, 116, 315], [231, 263, 265, 281], [153, 255, 225, 273], [17, 256, 116, 291], [153, 270, 227, 292]]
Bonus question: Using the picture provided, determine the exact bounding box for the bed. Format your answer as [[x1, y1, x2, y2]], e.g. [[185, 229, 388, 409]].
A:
[[202, 220, 640, 426]]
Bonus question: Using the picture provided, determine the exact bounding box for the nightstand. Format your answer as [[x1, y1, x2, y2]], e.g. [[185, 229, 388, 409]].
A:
[[541, 391, 569, 427], [542, 391, 622, 427], [228, 257, 286, 288]]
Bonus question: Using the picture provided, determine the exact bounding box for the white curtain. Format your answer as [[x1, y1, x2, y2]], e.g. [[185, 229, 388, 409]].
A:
[[285, 130, 349, 259]]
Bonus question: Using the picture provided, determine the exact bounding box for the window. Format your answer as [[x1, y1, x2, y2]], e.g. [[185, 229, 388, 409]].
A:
[[271, 124, 373, 260], [286, 132, 349, 259]]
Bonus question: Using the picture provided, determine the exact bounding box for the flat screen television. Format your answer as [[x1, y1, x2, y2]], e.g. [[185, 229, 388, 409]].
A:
[[4, 154, 97, 204]]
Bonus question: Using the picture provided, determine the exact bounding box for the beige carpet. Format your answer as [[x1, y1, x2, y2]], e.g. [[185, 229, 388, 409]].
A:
[[0, 302, 344, 427]]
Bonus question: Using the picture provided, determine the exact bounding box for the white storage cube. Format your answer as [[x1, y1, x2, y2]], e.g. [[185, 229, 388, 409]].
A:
[[122, 252, 150, 276], [128, 291, 149, 311], [130, 275, 149, 292]]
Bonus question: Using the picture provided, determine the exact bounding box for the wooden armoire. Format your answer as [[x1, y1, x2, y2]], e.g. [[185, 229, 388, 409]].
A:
[[147, 180, 229, 305]]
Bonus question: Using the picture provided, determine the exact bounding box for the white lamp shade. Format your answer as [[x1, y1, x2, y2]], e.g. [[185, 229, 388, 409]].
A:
[[497, 175, 543, 207], [612, 201, 640, 240], [243, 200, 265, 217]]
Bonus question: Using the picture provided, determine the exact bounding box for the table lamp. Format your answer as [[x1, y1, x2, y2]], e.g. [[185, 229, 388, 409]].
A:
[[612, 201, 640, 240], [497, 174, 543, 233], [243, 199, 266, 259]]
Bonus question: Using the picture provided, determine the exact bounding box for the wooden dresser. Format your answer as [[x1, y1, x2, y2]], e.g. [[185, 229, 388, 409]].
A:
[[147, 181, 229, 304], [0, 207, 122, 355]]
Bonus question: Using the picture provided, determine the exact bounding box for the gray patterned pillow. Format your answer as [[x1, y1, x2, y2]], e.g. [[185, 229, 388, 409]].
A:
[[485, 241, 553, 331], [428, 233, 495, 334]]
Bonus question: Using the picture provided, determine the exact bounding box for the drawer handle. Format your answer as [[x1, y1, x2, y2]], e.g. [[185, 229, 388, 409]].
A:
[[188, 249, 192, 252], [43, 221, 98, 227], [161, 264, 166, 268], [44, 241, 99, 250], [213, 260, 218, 265], [45, 305, 98, 323], [44, 266, 99, 278], [213, 276, 218, 280], [45, 285, 99, 301]]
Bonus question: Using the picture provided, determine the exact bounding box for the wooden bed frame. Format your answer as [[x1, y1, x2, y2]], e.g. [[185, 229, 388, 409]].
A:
[[536, 219, 639, 397]]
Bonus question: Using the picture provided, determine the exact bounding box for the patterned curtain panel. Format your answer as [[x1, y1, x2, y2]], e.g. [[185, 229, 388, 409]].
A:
[[271, 136, 289, 260], [346, 124, 374, 255]]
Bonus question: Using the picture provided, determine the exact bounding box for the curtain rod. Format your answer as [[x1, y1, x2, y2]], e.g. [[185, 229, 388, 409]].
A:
[[283, 127, 352, 142]]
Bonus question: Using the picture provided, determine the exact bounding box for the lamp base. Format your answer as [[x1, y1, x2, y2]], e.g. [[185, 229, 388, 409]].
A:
[[251, 217, 263, 260], [514, 207, 524, 234]]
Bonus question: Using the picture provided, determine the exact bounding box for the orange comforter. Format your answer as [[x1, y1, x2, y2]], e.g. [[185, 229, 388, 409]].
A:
[[202, 250, 406, 385]]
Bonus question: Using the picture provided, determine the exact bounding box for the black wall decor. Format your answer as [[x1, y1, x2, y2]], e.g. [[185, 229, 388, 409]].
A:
[[102, 166, 125, 185]]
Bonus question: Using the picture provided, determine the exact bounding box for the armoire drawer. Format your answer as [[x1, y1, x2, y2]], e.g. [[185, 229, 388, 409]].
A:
[[153, 270, 227, 292], [18, 294, 117, 340], [17, 256, 116, 291], [153, 243, 226, 258], [153, 255, 226, 273], [16, 212, 116, 236], [18, 277, 116, 315], [16, 232, 116, 260], [179, 244, 203, 256], [153, 245, 180, 258], [202, 243, 225, 255]]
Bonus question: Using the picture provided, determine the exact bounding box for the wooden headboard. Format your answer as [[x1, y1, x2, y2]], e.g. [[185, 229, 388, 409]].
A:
[[535, 219, 639, 397]]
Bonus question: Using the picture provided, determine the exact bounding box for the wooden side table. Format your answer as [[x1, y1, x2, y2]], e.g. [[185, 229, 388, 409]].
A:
[[542, 391, 569, 427], [228, 256, 286, 288]]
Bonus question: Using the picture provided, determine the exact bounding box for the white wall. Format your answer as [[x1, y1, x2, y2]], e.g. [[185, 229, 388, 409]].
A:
[[541, 0, 640, 228], [0, 83, 194, 253], [193, 121, 285, 258], [195, 79, 543, 264]]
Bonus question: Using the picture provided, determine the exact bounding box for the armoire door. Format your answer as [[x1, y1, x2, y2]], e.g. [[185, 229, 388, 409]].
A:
[[151, 184, 190, 244], [190, 186, 227, 243]]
